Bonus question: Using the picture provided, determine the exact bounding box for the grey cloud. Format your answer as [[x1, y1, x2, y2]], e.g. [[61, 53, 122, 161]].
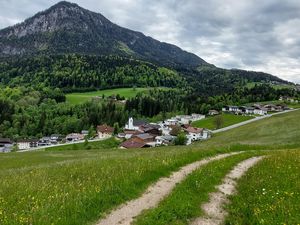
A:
[[0, 0, 300, 83]]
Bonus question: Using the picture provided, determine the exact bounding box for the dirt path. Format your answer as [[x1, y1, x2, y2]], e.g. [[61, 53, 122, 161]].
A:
[[96, 152, 243, 225], [191, 156, 264, 225]]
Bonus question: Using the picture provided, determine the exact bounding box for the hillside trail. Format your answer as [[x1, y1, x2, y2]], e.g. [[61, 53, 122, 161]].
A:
[[191, 156, 264, 225], [96, 151, 243, 225]]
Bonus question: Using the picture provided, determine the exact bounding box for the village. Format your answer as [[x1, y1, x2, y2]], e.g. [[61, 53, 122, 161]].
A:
[[0, 99, 294, 153]]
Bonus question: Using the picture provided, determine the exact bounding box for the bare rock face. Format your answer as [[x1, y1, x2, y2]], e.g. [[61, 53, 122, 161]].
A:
[[0, 1, 206, 68], [0, 2, 109, 38]]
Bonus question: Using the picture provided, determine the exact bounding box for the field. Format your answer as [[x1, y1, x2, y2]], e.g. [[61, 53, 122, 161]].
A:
[[192, 113, 254, 130], [44, 138, 121, 151], [0, 110, 300, 224], [225, 150, 300, 224], [134, 152, 262, 225], [65, 87, 168, 104], [245, 81, 296, 90]]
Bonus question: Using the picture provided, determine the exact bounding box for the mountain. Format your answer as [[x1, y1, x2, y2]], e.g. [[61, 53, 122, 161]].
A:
[[0, 1, 207, 68], [0, 1, 293, 93]]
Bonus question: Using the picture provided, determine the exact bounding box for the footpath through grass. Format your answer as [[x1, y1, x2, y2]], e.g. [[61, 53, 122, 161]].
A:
[[134, 151, 261, 225], [192, 113, 254, 130], [0, 146, 232, 225], [225, 150, 300, 225]]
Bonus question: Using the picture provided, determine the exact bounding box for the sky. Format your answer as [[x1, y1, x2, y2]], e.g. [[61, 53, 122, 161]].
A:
[[1, 0, 300, 83]]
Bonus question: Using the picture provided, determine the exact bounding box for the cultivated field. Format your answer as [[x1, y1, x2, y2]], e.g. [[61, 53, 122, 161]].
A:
[[0, 110, 299, 225]]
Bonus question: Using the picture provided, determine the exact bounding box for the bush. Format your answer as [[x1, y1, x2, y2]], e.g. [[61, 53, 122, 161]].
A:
[[174, 132, 187, 145]]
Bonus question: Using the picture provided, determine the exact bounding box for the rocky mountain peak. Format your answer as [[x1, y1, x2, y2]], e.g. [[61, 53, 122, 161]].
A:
[[0, 1, 207, 68]]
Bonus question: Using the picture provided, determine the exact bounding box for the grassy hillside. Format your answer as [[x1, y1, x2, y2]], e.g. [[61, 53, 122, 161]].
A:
[[66, 87, 169, 104], [45, 138, 121, 151], [226, 150, 300, 224], [0, 110, 299, 224], [192, 114, 254, 130], [200, 110, 300, 148]]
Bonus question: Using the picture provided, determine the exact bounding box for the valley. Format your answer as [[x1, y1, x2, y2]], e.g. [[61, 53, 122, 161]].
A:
[[0, 110, 300, 225], [0, 1, 300, 225]]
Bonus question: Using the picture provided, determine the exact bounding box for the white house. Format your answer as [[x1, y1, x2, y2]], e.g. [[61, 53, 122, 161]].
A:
[[245, 107, 255, 114], [208, 110, 219, 116], [17, 140, 39, 150], [191, 114, 205, 121], [185, 127, 204, 141], [254, 106, 268, 116], [155, 135, 175, 146], [0, 138, 13, 153], [223, 106, 244, 114], [201, 130, 211, 140], [165, 119, 178, 126], [66, 133, 84, 142], [97, 124, 114, 139]]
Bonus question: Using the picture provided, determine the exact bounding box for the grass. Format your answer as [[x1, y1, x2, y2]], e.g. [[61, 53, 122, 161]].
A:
[[199, 110, 300, 149], [225, 150, 300, 224], [0, 110, 299, 224], [0, 146, 233, 225], [65, 87, 169, 104], [245, 82, 296, 90], [191, 113, 254, 130], [134, 151, 262, 225], [45, 137, 121, 151]]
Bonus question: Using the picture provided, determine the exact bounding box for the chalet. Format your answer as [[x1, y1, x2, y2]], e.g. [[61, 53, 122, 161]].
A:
[[0, 138, 13, 153], [165, 118, 178, 126], [120, 137, 150, 149], [38, 137, 51, 146], [134, 133, 155, 143], [158, 123, 172, 135], [184, 127, 204, 141], [155, 135, 175, 146], [123, 130, 143, 139], [66, 133, 84, 142], [191, 114, 206, 121], [245, 107, 255, 114], [97, 124, 114, 139], [174, 114, 205, 125], [222, 106, 241, 114], [253, 106, 268, 115], [17, 139, 39, 150], [50, 134, 64, 144], [208, 110, 219, 116], [264, 104, 277, 112], [139, 124, 161, 136]]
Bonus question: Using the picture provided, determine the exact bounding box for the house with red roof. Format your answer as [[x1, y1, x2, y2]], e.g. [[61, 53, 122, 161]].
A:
[[97, 124, 114, 139]]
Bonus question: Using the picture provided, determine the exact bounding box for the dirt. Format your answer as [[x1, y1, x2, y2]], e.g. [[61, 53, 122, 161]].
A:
[[96, 152, 243, 225], [191, 156, 264, 225]]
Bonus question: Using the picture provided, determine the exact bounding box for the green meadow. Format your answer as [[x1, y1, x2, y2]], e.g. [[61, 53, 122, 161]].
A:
[[192, 113, 254, 130], [65, 87, 169, 104], [225, 150, 300, 224], [0, 110, 299, 224]]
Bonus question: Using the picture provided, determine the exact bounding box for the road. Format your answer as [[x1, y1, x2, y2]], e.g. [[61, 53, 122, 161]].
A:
[[212, 109, 298, 134], [17, 137, 110, 153]]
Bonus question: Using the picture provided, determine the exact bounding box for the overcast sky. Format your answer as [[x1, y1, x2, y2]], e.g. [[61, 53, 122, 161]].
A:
[[1, 0, 300, 83]]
